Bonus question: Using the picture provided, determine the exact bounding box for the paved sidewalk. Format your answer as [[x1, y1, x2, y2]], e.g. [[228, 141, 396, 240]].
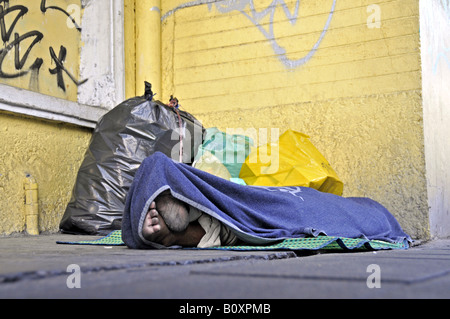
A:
[[0, 233, 449, 299]]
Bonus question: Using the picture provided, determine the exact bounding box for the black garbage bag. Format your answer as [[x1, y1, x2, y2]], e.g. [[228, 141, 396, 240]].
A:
[[60, 83, 204, 235]]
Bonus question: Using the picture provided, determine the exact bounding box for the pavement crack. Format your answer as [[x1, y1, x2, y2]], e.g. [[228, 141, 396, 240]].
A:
[[0, 251, 297, 285]]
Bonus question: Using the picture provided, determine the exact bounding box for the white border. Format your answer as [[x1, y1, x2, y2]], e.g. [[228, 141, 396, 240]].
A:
[[420, 0, 450, 239], [77, 0, 125, 109]]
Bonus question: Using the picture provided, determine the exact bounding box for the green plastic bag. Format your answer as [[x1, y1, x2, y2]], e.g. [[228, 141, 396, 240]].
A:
[[194, 127, 253, 184]]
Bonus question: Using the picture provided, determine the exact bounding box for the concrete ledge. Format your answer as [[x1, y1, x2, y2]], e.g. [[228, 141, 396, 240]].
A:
[[0, 84, 108, 128]]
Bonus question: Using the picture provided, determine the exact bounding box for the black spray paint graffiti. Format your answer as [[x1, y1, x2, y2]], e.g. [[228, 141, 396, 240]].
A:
[[0, 0, 86, 92], [40, 0, 81, 31], [49, 45, 87, 91]]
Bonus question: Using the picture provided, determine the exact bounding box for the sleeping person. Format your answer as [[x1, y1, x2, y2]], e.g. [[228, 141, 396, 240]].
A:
[[122, 152, 411, 249]]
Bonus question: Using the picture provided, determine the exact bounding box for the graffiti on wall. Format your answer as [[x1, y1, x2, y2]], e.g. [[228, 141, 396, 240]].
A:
[[207, 0, 337, 69], [0, 0, 86, 100], [163, 0, 337, 69]]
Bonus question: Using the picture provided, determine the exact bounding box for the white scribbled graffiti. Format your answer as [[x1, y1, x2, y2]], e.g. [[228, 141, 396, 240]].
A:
[[431, 47, 450, 74], [207, 0, 336, 69], [163, 0, 337, 69]]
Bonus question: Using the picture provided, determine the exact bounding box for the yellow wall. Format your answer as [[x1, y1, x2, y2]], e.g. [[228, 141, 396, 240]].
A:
[[0, 112, 91, 235], [0, 0, 83, 101], [124, 0, 137, 99], [160, 0, 429, 239], [125, 0, 162, 98], [0, 0, 91, 236]]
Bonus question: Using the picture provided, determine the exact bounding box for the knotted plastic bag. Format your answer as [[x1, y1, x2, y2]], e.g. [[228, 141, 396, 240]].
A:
[[60, 83, 204, 235]]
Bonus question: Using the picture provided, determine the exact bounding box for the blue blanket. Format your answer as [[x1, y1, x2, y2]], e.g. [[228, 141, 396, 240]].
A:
[[122, 152, 411, 249]]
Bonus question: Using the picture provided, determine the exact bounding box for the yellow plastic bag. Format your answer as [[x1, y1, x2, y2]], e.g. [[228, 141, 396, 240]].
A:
[[239, 129, 344, 195]]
